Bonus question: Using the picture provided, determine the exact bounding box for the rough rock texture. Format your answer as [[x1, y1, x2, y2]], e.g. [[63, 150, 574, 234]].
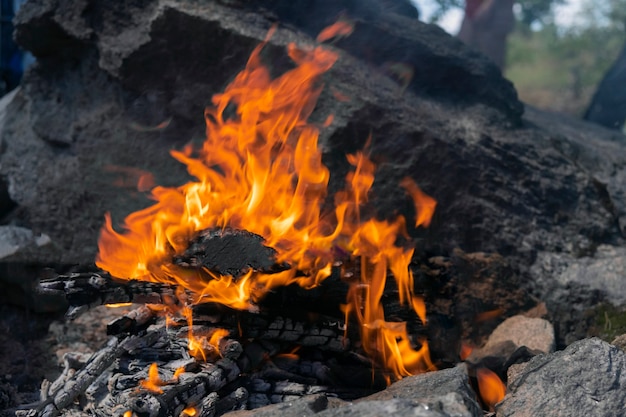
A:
[[223, 394, 331, 417], [465, 315, 554, 383], [360, 364, 481, 417], [0, 0, 624, 347], [497, 338, 626, 417], [0, 225, 51, 260], [224, 365, 482, 417], [473, 315, 555, 355]]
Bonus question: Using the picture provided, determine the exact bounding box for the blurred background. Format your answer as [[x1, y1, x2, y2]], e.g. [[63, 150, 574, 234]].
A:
[[411, 0, 626, 132]]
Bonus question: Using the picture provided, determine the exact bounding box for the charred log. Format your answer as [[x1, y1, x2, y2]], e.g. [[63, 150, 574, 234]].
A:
[[37, 272, 181, 319], [173, 228, 290, 278]]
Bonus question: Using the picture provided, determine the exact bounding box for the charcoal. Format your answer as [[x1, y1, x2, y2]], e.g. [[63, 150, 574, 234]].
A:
[[173, 228, 289, 279], [107, 305, 156, 335]]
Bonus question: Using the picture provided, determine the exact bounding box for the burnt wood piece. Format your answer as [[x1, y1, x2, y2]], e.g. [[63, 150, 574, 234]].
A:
[[37, 272, 182, 319], [107, 305, 156, 335], [104, 358, 241, 417], [173, 227, 290, 279], [18, 331, 163, 417], [215, 387, 249, 415], [178, 313, 352, 355]]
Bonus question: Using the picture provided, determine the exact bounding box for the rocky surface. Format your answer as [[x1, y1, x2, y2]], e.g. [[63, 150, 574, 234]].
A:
[[470, 315, 555, 357], [223, 365, 482, 417], [497, 338, 626, 417], [0, 0, 624, 372]]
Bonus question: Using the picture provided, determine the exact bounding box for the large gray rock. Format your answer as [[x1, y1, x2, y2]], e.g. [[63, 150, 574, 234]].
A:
[[359, 365, 482, 417], [0, 0, 625, 344], [497, 338, 626, 417], [225, 365, 482, 417], [315, 397, 471, 417]]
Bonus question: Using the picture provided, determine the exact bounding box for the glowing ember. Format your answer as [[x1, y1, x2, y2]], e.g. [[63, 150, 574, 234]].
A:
[[105, 302, 133, 308], [96, 26, 436, 379], [459, 343, 473, 361], [139, 363, 185, 394], [140, 363, 166, 394], [476, 367, 506, 411], [181, 406, 197, 417]]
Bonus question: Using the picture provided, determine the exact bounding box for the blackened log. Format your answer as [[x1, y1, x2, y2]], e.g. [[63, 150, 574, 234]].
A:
[[109, 358, 241, 417], [215, 387, 248, 415], [37, 272, 181, 319], [173, 227, 289, 278], [107, 305, 156, 335], [20, 331, 163, 417]]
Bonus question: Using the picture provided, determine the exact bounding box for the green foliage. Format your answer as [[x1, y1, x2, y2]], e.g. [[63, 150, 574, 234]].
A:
[[589, 303, 626, 342], [423, 0, 563, 26], [517, 0, 565, 26], [505, 0, 625, 116]]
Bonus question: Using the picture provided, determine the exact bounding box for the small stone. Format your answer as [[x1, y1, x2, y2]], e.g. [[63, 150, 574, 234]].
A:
[[484, 315, 555, 354], [612, 333, 626, 351]]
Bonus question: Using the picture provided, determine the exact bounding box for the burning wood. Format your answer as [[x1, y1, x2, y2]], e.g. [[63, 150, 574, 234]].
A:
[[92, 23, 435, 382], [18, 17, 443, 417], [173, 228, 290, 279]]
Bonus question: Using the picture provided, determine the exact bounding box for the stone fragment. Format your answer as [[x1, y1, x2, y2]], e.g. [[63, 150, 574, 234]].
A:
[[360, 364, 482, 417], [486, 315, 555, 354], [316, 394, 466, 417], [497, 338, 626, 417], [0, 226, 50, 260], [612, 334, 626, 351], [465, 315, 555, 381], [532, 245, 626, 306]]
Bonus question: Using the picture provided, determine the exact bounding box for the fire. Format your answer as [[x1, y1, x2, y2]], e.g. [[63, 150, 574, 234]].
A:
[[181, 407, 197, 417], [97, 27, 436, 380], [476, 367, 506, 411], [316, 19, 354, 43], [139, 363, 186, 394], [139, 363, 166, 394]]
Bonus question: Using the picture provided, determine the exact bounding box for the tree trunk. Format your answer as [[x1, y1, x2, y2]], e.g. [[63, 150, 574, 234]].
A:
[[457, 0, 515, 70]]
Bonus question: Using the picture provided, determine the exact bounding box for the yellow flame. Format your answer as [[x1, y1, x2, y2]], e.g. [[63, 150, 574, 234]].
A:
[[97, 26, 436, 380]]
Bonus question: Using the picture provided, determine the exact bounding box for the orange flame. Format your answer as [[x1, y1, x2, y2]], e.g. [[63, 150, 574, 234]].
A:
[[139, 363, 166, 394], [475, 308, 504, 323], [316, 19, 354, 43], [476, 367, 506, 411], [459, 343, 473, 361], [96, 28, 436, 380], [139, 363, 187, 394], [400, 177, 437, 228], [181, 407, 197, 417], [105, 302, 133, 308]]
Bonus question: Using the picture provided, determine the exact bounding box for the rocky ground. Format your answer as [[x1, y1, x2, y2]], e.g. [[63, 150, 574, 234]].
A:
[[1, 0, 626, 415]]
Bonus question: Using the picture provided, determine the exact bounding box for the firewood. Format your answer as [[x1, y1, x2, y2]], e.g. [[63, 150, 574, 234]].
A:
[[37, 272, 181, 319], [107, 305, 156, 335], [17, 330, 165, 417], [215, 387, 249, 415], [103, 358, 241, 417], [173, 227, 289, 278]]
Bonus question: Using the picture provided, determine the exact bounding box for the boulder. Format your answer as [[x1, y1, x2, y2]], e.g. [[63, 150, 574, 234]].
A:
[[0, 0, 624, 346], [497, 338, 626, 417]]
